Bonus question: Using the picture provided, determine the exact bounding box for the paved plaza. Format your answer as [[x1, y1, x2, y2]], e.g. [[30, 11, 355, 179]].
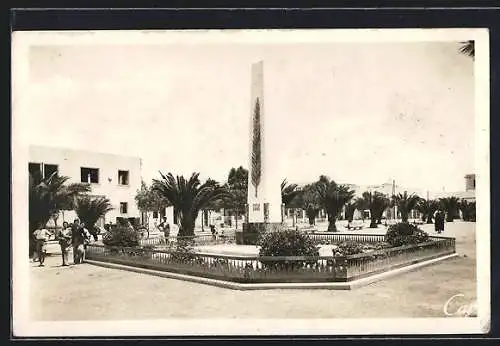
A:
[[30, 222, 477, 320]]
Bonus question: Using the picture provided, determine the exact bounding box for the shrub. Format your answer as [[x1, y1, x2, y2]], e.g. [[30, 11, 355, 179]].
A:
[[385, 222, 429, 247], [102, 225, 140, 247], [169, 241, 200, 264], [334, 240, 363, 256], [257, 229, 319, 269]]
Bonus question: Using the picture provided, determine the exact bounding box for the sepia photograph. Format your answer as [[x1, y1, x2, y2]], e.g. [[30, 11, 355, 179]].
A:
[[12, 28, 490, 336]]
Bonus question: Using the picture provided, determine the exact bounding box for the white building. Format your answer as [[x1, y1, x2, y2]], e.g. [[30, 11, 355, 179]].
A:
[[29, 145, 142, 226]]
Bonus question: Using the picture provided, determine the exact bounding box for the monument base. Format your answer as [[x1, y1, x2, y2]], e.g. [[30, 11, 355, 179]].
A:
[[237, 222, 285, 245]]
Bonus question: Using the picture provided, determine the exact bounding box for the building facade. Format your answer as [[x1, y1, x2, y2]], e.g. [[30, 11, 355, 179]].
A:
[[29, 145, 142, 226], [429, 174, 476, 203]]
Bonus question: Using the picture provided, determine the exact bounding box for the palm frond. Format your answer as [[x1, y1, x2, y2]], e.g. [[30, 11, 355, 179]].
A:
[[459, 40, 475, 59], [75, 196, 113, 229]]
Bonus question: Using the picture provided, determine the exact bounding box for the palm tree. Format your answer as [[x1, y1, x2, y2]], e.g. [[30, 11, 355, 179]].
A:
[[298, 184, 321, 226], [314, 176, 355, 232], [152, 172, 228, 237], [281, 179, 300, 222], [416, 198, 439, 224], [354, 197, 367, 219], [75, 196, 114, 237], [281, 179, 300, 207], [392, 191, 420, 223], [459, 40, 474, 59], [344, 202, 357, 224], [459, 199, 476, 222], [374, 193, 391, 225], [29, 172, 90, 252], [440, 196, 460, 222], [361, 191, 390, 228]]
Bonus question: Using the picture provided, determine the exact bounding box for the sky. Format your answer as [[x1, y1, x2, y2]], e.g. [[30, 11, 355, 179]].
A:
[[24, 39, 475, 193]]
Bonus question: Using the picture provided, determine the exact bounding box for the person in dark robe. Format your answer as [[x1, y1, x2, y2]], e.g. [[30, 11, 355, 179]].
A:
[[438, 211, 445, 233], [434, 211, 445, 234], [434, 211, 440, 233]]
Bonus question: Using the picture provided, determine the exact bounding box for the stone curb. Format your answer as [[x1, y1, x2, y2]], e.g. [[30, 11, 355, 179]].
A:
[[85, 252, 458, 290]]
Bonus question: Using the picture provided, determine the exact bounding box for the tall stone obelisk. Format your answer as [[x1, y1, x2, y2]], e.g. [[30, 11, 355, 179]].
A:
[[239, 61, 283, 245]]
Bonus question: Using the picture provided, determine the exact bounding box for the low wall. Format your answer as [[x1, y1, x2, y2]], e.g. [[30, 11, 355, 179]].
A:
[[85, 236, 455, 285]]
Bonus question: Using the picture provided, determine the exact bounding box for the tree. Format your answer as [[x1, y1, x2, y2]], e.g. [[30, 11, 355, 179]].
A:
[[58, 182, 92, 223], [416, 198, 439, 224], [135, 181, 170, 227], [29, 172, 90, 252], [281, 179, 300, 223], [459, 199, 476, 222], [361, 191, 390, 228], [354, 197, 367, 221], [439, 196, 460, 222], [152, 172, 228, 237], [281, 179, 300, 207], [227, 166, 248, 190], [298, 184, 321, 226], [375, 195, 391, 224], [314, 176, 355, 232], [392, 191, 420, 223], [459, 40, 474, 59], [75, 196, 114, 237], [344, 202, 357, 223], [223, 167, 248, 229], [201, 178, 224, 230]]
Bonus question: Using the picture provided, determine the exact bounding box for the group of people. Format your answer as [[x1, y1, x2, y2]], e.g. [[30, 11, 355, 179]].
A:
[[32, 218, 92, 267]]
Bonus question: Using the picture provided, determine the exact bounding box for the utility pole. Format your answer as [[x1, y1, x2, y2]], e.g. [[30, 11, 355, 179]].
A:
[[392, 179, 396, 221]]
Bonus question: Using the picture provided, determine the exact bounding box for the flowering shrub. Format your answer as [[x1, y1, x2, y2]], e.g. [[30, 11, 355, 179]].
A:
[[332, 241, 393, 257], [385, 222, 429, 247]]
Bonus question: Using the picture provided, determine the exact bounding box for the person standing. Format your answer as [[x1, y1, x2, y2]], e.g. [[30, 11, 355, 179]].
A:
[[33, 225, 51, 267], [71, 219, 85, 265], [434, 211, 444, 234], [80, 222, 92, 261], [56, 221, 72, 266], [438, 211, 445, 233]]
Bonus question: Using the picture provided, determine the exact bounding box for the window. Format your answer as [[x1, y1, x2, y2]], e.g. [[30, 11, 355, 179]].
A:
[[43, 164, 58, 179], [153, 211, 159, 219], [29, 162, 42, 184], [120, 202, 128, 214], [29, 162, 59, 183], [81, 167, 99, 183], [118, 170, 129, 185]]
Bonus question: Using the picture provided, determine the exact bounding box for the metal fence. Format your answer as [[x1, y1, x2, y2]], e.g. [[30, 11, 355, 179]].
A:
[[138, 234, 237, 247], [86, 236, 455, 284], [307, 232, 386, 244], [137, 232, 386, 247]]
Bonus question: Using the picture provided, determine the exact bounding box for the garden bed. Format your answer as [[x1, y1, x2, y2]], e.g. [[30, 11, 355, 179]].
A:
[[85, 235, 455, 285]]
